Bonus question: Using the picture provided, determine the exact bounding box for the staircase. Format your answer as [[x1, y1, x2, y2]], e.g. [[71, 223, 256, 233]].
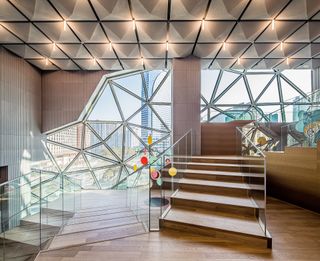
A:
[[0, 208, 74, 260], [160, 156, 272, 248]]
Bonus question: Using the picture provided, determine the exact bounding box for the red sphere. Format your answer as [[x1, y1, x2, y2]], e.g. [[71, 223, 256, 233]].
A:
[[140, 156, 148, 165]]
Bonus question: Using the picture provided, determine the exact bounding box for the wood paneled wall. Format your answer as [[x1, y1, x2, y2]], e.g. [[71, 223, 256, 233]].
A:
[[0, 47, 43, 180], [266, 143, 320, 213], [201, 121, 252, 155], [172, 57, 201, 155], [41, 71, 109, 132]]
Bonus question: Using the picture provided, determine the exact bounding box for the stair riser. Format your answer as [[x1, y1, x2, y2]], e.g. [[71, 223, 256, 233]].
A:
[[179, 183, 249, 197], [183, 173, 244, 182], [161, 171, 244, 182], [190, 159, 264, 165], [160, 219, 271, 248], [173, 164, 264, 173], [171, 198, 257, 217]]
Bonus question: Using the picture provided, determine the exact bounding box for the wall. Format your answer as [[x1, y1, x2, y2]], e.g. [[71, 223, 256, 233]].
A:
[[42, 71, 109, 132], [172, 57, 201, 155], [201, 121, 252, 155], [0, 47, 43, 180], [266, 143, 320, 213]]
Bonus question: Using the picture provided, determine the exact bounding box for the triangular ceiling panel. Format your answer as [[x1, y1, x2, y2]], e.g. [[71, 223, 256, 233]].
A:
[[277, 0, 320, 20], [35, 22, 79, 43], [4, 23, 50, 43], [91, 0, 131, 20], [68, 22, 108, 43], [206, 0, 249, 20], [228, 21, 270, 42], [11, 0, 61, 21], [50, 0, 96, 20]]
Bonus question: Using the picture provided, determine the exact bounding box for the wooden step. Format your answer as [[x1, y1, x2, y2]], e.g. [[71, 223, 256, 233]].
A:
[[173, 155, 264, 165], [171, 162, 264, 172], [171, 190, 259, 217], [160, 207, 271, 248], [162, 168, 264, 182], [172, 178, 264, 197]]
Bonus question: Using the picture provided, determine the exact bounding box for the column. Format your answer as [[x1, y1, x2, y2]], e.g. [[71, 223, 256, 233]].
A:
[[172, 56, 201, 155]]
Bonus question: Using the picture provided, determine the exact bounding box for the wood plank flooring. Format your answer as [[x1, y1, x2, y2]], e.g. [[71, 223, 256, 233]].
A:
[[35, 197, 320, 261]]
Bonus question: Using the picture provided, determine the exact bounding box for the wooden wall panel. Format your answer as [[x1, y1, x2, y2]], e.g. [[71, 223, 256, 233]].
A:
[[201, 121, 252, 155], [41, 70, 109, 132], [0, 47, 43, 181], [266, 144, 320, 213], [172, 57, 201, 155]]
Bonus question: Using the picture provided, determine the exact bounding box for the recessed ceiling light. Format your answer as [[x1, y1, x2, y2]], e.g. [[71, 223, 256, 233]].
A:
[[271, 19, 275, 30], [223, 42, 227, 50], [132, 19, 136, 30], [201, 19, 205, 30]]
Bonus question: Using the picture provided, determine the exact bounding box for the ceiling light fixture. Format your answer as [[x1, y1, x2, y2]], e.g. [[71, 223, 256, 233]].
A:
[[166, 41, 169, 51], [201, 19, 205, 30], [237, 57, 241, 65], [53, 42, 56, 50], [223, 42, 227, 50], [93, 58, 96, 65], [286, 57, 289, 65], [132, 19, 136, 30], [109, 42, 112, 51], [280, 42, 283, 51], [63, 20, 67, 31], [271, 19, 275, 30], [45, 58, 49, 66]]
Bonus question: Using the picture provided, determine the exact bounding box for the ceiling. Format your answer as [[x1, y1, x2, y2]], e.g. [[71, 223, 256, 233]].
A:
[[1, 0, 320, 71]]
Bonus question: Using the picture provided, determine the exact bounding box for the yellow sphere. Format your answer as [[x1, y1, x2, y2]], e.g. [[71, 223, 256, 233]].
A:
[[147, 134, 153, 145], [168, 167, 177, 177], [133, 164, 138, 172], [257, 136, 267, 146]]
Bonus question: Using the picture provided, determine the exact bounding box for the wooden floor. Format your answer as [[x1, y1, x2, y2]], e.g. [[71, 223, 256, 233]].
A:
[[36, 197, 320, 260]]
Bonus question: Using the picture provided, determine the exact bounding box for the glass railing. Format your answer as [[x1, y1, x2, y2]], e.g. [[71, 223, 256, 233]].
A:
[[0, 171, 80, 260], [117, 129, 192, 232], [235, 126, 267, 236]]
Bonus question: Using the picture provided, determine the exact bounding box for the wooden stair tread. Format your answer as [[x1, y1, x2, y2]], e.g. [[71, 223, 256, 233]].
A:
[[163, 168, 264, 178], [178, 178, 264, 191], [174, 155, 264, 161], [171, 162, 264, 168], [163, 207, 266, 238], [173, 191, 258, 208]]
